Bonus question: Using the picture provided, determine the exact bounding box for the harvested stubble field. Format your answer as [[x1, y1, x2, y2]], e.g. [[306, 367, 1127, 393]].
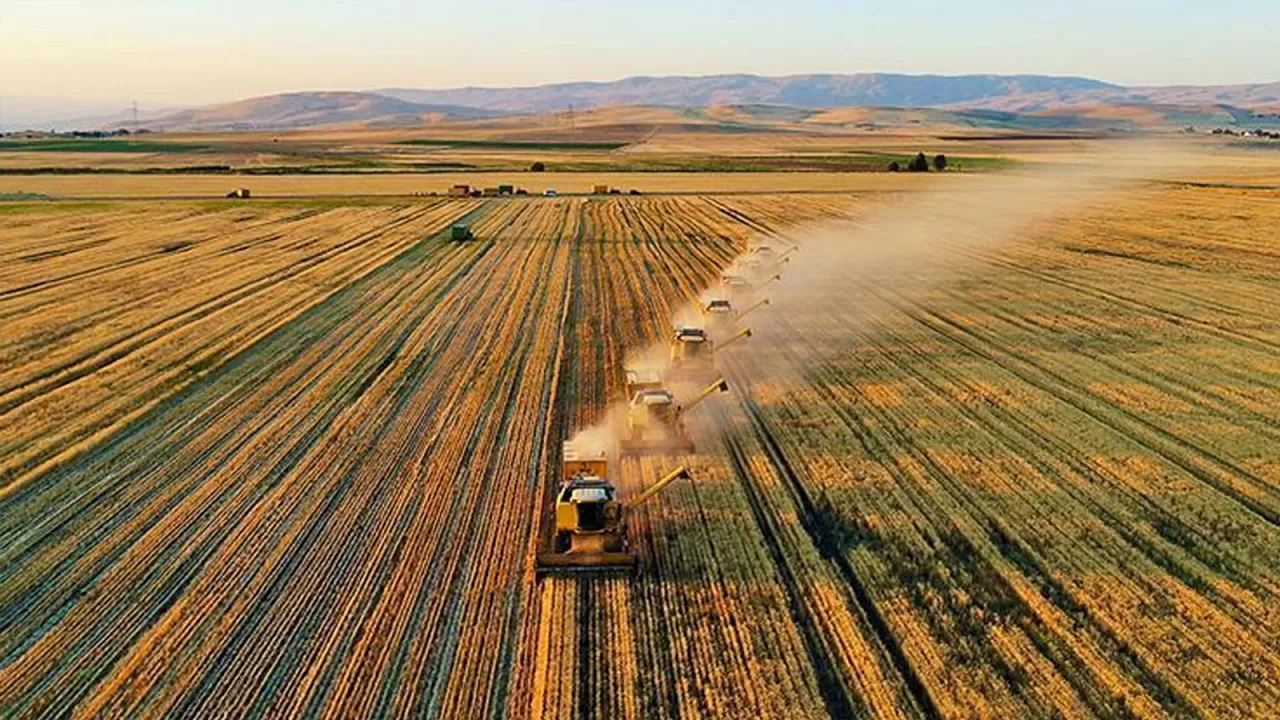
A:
[[1, 183, 1278, 719]]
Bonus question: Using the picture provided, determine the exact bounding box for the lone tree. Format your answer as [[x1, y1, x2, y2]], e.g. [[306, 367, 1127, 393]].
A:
[[887, 160, 901, 172], [529, 161, 546, 172], [909, 152, 930, 172], [933, 154, 948, 172]]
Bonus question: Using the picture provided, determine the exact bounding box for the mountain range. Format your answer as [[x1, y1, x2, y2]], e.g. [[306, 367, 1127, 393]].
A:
[[375, 73, 1124, 113], [4, 73, 1278, 132]]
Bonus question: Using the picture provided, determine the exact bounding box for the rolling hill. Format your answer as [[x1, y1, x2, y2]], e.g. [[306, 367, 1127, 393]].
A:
[[142, 91, 505, 131], [946, 82, 1280, 113]]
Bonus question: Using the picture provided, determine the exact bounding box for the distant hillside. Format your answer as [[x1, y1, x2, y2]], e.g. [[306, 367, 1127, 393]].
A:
[[948, 82, 1280, 113], [144, 91, 505, 131], [376, 73, 1118, 113]]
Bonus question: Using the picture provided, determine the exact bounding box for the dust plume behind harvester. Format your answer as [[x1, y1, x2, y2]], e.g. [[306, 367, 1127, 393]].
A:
[[534, 442, 691, 575]]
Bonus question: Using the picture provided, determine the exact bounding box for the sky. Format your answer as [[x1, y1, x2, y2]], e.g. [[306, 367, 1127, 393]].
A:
[[2, 0, 1278, 109]]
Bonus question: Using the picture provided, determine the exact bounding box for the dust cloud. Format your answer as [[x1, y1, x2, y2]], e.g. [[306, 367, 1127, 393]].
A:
[[572, 139, 1199, 456], [710, 140, 1201, 389]]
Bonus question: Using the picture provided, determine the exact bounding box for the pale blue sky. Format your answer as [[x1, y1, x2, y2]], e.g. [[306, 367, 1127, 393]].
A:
[[2, 0, 1277, 106]]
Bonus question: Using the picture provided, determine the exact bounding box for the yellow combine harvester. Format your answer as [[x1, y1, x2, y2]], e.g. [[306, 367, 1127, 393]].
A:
[[704, 297, 770, 334], [620, 376, 728, 455], [535, 442, 690, 575], [668, 325, 751, 380], [751, 242, 797, 266], [669, 326, 714, 376]]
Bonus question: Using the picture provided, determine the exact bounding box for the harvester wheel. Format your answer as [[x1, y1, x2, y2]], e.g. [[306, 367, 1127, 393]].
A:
[[553, 532, 571, 553]]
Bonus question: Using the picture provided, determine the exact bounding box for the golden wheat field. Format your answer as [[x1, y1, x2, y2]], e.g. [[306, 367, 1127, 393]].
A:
[[1, 169, 1279, 719]]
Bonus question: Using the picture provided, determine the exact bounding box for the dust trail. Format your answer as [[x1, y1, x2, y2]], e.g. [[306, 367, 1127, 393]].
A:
[[573, 139, 1196, 454], [710, 140, 1202, 394]]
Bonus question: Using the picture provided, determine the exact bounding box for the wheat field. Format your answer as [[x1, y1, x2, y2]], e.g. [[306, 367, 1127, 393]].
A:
[[1, 179, 1278, 718]]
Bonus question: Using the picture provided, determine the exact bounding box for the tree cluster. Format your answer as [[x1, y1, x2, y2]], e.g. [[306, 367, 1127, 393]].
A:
[[888, 153, 948, 172]]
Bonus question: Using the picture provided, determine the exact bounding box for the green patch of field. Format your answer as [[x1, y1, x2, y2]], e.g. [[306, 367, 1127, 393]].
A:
[[535, 153, 1011, 173], [838, 152, 1013, 171]]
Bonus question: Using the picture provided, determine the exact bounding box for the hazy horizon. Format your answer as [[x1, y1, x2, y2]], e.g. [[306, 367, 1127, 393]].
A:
[[3, 0, 1278, 112]]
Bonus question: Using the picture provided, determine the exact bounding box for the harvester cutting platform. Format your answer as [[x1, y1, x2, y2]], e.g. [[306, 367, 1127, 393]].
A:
[[535, 443, 690, 575]]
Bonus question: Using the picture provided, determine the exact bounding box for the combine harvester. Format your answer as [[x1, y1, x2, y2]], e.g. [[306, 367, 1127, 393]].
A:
[[535, 442, 690, 575], [620, 373, 729, 455], [750, 241, 798, 266], [703, 297, 770, 334], [720, 273, 752, 302], [667, 325, 751, 381], [720, 269, 782, 301]]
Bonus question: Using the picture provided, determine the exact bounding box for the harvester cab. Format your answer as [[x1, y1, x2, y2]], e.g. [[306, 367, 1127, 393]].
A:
[[624, 368, 664, 398], [621, 377, 728, 456], [536, 442, 691, 575], [703, 298, 735, 332], [705, 298, 734, 314]]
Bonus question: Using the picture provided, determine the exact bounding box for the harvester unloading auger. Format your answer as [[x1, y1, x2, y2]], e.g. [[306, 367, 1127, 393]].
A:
[[735, 297, 771, 322], [535, 442, 691, 575]]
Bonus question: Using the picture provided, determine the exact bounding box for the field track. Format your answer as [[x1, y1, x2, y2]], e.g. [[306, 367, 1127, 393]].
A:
[[1, 187, 1278, 718]]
